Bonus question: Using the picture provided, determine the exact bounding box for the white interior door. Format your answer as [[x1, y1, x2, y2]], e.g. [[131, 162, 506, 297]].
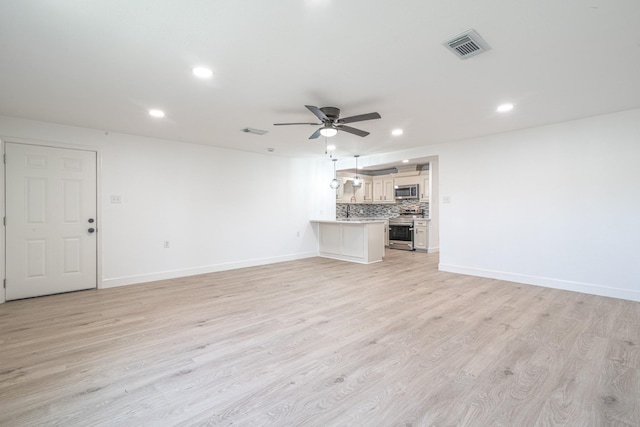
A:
[[5, 143, 97, 300]]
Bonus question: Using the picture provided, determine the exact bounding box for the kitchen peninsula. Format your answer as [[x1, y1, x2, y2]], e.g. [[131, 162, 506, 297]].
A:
[[310, 219, 386, 264]]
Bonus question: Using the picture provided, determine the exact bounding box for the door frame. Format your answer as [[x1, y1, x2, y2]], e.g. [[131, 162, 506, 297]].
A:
[[1, 137, 103, 303]]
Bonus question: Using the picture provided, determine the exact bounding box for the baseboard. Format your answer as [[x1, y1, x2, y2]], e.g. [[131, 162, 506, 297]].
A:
[[428, 246, 440, 253], [101, 251, 319, 289], [439, 263, 640, 302]]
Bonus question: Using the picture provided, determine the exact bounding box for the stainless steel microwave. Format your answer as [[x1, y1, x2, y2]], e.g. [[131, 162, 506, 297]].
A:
[[394, 184, 419, 200]]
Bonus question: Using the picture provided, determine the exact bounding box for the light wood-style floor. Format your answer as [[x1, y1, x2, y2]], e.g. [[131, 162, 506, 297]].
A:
[[1, 251, 639, 426]]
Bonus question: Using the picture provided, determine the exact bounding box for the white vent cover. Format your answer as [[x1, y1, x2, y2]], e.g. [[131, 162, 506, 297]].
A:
[[443, 29, 491, 60]]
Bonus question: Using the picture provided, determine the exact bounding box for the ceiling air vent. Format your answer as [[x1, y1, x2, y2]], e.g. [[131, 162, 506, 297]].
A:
[[443, 29, 491, 60]]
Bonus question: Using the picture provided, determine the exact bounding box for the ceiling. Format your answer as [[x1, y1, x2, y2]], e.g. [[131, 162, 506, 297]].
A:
[[1, 0, 639, 159]]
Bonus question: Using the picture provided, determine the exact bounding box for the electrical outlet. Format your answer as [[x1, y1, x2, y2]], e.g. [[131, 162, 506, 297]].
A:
[[110, 195, 122, 204], [163, 241, 170, 248], [443, 196, 451, 204]]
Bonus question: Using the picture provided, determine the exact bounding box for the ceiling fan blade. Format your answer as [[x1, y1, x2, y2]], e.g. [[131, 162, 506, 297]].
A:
[[274, 122, 321, 126], [338, 112, 381, 124], [305, 105, 329, 122], [309, 128, 323, 139], [338, 125, 370, 137]]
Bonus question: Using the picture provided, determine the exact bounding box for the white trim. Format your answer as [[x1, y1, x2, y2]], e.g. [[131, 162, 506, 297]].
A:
[[0, 139, 5, 304], [439, 263, 640, 302], [428, 246, 440, 253], [102, 251, 319, 288], [317, 253, 383, 265], [0, 135, 100, 153]]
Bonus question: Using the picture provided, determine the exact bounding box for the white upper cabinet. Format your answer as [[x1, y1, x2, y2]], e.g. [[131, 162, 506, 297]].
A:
[[373, 176, 395, 204], [357, 177, 373, 203], [419, 171, 430, 202]]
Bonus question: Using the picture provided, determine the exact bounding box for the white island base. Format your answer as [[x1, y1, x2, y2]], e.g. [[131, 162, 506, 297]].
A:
[[311, 220, 386, 264]]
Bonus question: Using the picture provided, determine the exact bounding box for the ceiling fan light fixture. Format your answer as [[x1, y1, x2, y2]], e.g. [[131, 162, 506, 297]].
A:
[[320, 127, 338, 137], [274, 105, 381, 139]]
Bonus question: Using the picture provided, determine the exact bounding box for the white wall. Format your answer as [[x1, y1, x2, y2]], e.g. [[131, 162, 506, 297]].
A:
[[437, 108, 640, 301], [0, 116, 326, 301]]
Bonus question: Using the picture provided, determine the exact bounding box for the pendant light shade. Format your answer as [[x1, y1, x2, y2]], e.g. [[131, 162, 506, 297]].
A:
[[329, 159, 340, 189], [352, 155, 362, 188]]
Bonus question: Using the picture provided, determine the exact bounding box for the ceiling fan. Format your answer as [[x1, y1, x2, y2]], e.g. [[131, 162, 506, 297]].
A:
[[274, 105, 381, 139]]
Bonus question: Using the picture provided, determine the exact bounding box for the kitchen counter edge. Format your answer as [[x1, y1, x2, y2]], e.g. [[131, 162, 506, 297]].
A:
[[310, 219, 388, 224]]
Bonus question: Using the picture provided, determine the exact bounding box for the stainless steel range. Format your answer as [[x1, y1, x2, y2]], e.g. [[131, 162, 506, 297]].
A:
[[388, 208, 423, 251]]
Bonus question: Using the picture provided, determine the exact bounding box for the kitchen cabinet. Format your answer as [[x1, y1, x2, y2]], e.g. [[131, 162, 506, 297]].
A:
[[373, 176, 395, 203], [413, 220, 428, 252], [419, 172, 430, 202], [393, 175, 419, 187], [337, 174, 372, 204], [362, 177, 373, 203], [356, 178, 373, 203]]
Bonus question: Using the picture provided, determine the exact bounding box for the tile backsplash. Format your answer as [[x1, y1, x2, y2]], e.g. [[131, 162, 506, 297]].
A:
[[336, 200, 429, 219]]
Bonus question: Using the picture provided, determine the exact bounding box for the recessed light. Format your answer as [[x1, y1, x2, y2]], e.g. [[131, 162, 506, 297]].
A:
[[402, 159, 409, 163], [496, 103, 514, 113], [326, 144, 336, 151], [149, 109, 165, 118], [392, 129, 403, 136], [193, 67, 213, 78]]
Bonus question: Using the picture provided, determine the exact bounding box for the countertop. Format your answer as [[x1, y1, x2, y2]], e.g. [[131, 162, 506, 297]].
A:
[[310, 219, 388, 224]]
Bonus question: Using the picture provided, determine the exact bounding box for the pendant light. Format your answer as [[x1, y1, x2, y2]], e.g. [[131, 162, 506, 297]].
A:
[[352, 155, 362, 188], [329, 158, 340, 189]]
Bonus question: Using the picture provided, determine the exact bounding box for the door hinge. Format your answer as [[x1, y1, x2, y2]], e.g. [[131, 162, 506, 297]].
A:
[[3, 279, 5, 289]]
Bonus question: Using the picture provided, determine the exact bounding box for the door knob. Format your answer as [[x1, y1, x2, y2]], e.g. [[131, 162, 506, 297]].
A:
[[88, 228, 95, 233], [88, 218, 95, 223]]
